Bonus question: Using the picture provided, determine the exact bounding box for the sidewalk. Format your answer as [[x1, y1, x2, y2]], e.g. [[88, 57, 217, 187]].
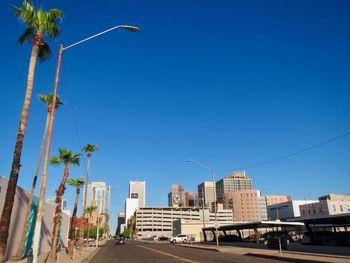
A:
[[180, 242, 350, 263], [6, 240, 105, 263]]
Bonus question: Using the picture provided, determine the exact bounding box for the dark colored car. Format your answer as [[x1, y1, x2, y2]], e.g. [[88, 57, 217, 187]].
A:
[[159, 236, 169, 241], [266, 233, 288, 249], [218, 234, 241, 242], [116, 239, 126, 245]]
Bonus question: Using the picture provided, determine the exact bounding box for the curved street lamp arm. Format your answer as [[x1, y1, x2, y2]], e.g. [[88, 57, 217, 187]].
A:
[[63, 24, 140, 51], [186, 159, 212, 172]]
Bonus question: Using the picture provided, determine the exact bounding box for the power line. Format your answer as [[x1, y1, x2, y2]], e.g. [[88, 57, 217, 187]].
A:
[[222, 131, 350, 172], [61, 58, 86, 169]]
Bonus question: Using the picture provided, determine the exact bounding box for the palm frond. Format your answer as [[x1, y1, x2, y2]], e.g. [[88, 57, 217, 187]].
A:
[[50, 156, 61, 166], [38, 93, 64, 109], [68, 177, 84, 187], [37, 42, 51, 62], [82, 144, 99, 154], [17, 27, 35, 45]]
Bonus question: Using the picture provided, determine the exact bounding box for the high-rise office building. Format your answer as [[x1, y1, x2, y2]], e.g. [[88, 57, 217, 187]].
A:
[[129, 181, 146, 208], [116, 212, 125, 234], [216, 171, 252, 203], [168, 184, 185, 207], [125, 198, 138, 223], [198, 181, 216, 210], [47, 197, 67, 210], [83, 181, 111, 214], [222, 189, 261, 222]]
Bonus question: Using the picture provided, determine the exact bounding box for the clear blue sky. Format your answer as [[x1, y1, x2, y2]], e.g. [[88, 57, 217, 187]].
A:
[[1, 0, 349, 233]]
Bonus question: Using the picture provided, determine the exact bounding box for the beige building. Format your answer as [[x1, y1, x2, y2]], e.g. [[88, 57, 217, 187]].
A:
[[183, 192, 198, 207], [300, 194, 350, 217], [265, 195, 292, 206], [223, 189, 261, 222], [216, 171, 252, 203], [135, 207, 233, 239], [198, 181, 216, 210]]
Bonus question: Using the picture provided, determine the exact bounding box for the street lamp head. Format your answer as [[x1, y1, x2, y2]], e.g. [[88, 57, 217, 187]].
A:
[[121, 25, 140, 32], [186, 159, 194, 163]]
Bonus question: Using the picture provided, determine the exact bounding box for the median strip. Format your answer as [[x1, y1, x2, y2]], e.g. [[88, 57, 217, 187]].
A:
[[137, 245, 199, 263]]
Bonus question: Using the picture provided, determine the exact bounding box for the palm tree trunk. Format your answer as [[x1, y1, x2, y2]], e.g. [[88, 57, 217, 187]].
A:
[[0, 44, 39, 263], [80, 155, 91, 242], [16, 111, 50, 259], [49, 164, 69, 262], [68, 187, 80, 258]]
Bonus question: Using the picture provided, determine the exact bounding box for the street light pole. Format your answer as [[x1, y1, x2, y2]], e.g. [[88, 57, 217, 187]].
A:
[[31, 24, 139, 263], [186, 159, 219, 249]]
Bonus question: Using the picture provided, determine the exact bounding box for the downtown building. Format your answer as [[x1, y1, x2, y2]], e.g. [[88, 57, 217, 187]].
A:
[[216, 171, 253, 203], [135, 206, 233, 239], [129, 181, 146, 208], [83, 181, 111, 215], [198, 181, 216, 211], [222, 189, 266, 221], [299, 194, 350, 218], [168, 184, 198, 207]]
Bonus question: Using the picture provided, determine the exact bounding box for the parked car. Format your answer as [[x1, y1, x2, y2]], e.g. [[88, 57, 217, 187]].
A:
[[116, 238, 126, 245], [170, 234, 188, 243], [302, 231, 336, 246], [218, 234, 241, 242], [159, 236, 169, 241], [266, 233, 288, 249]]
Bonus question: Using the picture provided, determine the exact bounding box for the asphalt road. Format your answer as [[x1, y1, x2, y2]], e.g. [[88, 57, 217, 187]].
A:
[[90, 240, 287, 263]]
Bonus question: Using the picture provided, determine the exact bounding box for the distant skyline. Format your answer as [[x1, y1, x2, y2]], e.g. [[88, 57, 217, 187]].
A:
[[0, 0, 349, 233]]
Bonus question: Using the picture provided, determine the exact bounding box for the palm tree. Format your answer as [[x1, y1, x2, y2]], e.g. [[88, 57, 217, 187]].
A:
[[85, 206, 97, 243], [0, 2, 62, 261], [67, 177, 84, 258], [81, 144, 98, 239], [16, 94, 63, 259], [49, 148, 80, 262]]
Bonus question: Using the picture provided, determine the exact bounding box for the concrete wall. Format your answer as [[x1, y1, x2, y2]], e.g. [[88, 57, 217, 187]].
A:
[[0, 178, 69, 260]]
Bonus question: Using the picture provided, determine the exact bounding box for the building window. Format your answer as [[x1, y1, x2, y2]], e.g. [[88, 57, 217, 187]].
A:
[[332, 205, 336, 212], [340, 205, 343, 212]]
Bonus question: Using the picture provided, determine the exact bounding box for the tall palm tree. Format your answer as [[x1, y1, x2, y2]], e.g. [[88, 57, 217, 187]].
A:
[[67, 177, 84, 258], [81, 144, 98, 239], [16, 94, 63, 259], [0, 2, 62, 261], [85, 206, 97, 242], [49, 148, 80, 262]]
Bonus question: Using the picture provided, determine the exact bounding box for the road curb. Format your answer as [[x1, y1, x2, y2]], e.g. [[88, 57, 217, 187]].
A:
[[245, 252, 328, 263]]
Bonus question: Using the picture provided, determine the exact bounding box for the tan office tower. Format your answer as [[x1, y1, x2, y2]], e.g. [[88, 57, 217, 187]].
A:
[[198, 181, 216, 211], [129, 181, 146, 208], [223, 189, 261, 222], [168, 184, 185, 207], [216, 171, 252, 203]]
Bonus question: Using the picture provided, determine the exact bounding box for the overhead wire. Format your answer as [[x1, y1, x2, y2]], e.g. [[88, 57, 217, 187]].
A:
[[60, 57, 87, 170], [221, 131, 350, 172]]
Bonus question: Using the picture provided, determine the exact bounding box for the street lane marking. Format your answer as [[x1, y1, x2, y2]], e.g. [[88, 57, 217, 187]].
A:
[[137, 245, 199, 263]]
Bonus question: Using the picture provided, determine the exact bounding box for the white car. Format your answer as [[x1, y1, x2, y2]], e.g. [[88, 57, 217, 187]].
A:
[[170, 234, 188, 243]]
